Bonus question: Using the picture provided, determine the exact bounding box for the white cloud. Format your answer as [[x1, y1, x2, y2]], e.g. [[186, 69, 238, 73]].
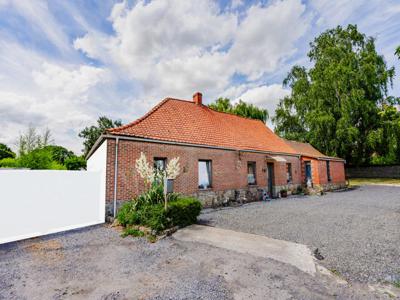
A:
[[229, 0, 308, 80], [74, 0, 308, 101], [0, 0, 72, 54], [231, 83, 290, 127], [0, 42, 112, 153]]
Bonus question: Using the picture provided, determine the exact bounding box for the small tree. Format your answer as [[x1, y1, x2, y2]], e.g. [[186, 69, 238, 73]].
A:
[[17, 126, 53, 156], [79, 116, 122, 156], [0, 143, 15, 160]]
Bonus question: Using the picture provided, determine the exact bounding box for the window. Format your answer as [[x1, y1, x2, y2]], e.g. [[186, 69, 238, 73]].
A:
[[326, 161, 331, 182], [154, 158, 166, 183], [154, 157, 166, 172], [198, 160, 212, 189], [247, 162, 256, 185], [287, 163, 292, 183]]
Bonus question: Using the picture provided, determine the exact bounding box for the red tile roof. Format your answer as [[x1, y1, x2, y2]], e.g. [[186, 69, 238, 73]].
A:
[[283, 139, 333, 159], [108, 98, 298, 155]]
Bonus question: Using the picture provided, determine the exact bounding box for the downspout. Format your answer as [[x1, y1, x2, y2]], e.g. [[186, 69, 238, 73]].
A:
[[113, 137, 119, 218]]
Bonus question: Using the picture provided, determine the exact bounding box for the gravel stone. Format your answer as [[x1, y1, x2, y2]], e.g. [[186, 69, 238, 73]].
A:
[[1, 186, 399, 299], [199, 185, 400, 284]]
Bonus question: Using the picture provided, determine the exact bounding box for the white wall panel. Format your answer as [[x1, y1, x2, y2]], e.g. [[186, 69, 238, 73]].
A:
[[0, 170, 105, 244]]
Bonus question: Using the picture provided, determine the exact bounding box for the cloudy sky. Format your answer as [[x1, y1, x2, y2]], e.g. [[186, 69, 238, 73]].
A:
[[0, 0, 399, 154]]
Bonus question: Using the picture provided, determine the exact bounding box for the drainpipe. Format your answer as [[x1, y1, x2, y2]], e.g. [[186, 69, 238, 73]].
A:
[[113, 137, 119, 218]]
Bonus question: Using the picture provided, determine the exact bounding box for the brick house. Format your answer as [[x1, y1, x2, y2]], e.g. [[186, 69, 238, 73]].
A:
[[87, 92, 346, 215]]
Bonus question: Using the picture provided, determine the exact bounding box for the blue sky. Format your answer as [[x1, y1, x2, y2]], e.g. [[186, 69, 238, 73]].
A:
[[0, 0, 399, 153]]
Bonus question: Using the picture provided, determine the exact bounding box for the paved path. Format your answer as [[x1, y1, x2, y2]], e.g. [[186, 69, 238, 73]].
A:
[[173, 224, 316, 275], [199, 185, 400, 284]]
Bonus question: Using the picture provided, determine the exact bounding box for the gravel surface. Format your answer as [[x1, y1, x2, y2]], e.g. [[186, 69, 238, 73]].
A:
[[199, 185, 400, 284], [0, 222, 393, 299]]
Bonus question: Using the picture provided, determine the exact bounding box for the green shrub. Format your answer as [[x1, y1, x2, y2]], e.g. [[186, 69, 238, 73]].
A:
[[117, 201, 169, 233], [117, 196, 202, 235], [65, 156, 87, 170], [0, 157, 20, 168], [167, 197, 202, 227], [140, 203, 169, 232], [117, 201, 140, 226], [18, 148, 53, 169], [50, 161, 67, 170]]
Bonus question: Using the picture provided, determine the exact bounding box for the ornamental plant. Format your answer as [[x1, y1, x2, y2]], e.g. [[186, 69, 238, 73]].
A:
[[135, 152, 181, 209], [135, 152, 181, 185]]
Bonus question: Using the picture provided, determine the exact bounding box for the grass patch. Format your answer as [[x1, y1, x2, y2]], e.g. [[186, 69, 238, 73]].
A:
[[121, 228, 145, 238], [329, 269, 342, 277], [393, 280, 400, 289], [147, 235, 157, 243], [348, 178, 400, 186]]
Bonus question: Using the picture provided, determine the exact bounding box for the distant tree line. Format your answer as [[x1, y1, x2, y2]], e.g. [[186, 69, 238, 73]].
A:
[[208, 98, 268, 123], [0, 126, 86, 170]]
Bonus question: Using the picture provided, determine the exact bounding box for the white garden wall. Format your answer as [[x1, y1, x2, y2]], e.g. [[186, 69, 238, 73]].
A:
[[0, 169, 105, 244]]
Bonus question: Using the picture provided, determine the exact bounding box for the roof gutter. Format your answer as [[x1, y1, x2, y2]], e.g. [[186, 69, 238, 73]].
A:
[[86, 133, 346, 163], [91, 133, 302, 158], [113, 137, 119, 218]]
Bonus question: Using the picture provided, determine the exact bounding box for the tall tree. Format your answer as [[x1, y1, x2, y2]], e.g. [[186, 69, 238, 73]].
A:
[[79, 116, 122, 156], [395, 46, 400, 59], [17, 126, 53, 156], [208, 98, 268, 123], [274, 25, 397, 165], [0, 143, 15, 160]]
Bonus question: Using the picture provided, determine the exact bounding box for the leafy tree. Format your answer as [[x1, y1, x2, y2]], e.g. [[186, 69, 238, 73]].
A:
[[65, 156, 87, 170], [43, 145, 74, 165], [0, 143, 15, 160], [274, 25, 398, 165], [208, 97, 232, 112], [17, 148, 66, 170], [396, 46, 400, 59], [208, 98, 269, 122], [17, 126, 53, 156], [368, 104, 400, 164], [79, 116, 122, 156], [0, 157, 19, 168]]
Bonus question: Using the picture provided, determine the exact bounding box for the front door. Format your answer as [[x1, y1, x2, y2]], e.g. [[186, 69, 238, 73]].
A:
[[305, 161, 312, 185], [267, 163, 274, 198]]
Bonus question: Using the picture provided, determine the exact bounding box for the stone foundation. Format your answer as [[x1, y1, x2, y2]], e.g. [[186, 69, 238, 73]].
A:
[[106, 182, 348, 215], [105, 200, 125, 217], [193, 186, 265, 208]]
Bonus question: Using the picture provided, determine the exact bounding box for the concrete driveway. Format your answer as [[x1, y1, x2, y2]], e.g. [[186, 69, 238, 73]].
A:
[[199, 185, 400, 285]]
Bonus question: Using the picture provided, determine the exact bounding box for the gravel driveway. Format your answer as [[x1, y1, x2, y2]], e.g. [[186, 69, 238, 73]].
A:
[[0, 224, 393, 299], [199, 185, 400, 284]]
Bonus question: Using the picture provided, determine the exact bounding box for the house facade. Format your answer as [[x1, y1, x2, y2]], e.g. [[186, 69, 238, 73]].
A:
[[87, 92, 346, 215]]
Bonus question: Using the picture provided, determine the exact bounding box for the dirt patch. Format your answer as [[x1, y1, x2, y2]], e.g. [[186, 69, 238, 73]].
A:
[[24, 239, 64, 263]]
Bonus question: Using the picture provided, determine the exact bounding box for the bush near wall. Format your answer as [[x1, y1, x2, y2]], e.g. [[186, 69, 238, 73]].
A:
[[117, 195, 202, 235]]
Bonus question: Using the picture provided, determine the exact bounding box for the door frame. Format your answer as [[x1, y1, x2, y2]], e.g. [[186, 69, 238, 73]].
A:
[[267, 162, 274, 198], [304, 161, 312, 184]]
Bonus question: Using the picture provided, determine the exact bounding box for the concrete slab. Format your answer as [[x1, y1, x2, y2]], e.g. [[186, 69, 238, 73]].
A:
[[173, 224, 316, 275]]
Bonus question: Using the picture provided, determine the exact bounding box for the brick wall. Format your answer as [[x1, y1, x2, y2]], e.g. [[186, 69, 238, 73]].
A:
[[105, 138, 302, 203], [300, 157, 345, 187], [104, 138, 346, 203]]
